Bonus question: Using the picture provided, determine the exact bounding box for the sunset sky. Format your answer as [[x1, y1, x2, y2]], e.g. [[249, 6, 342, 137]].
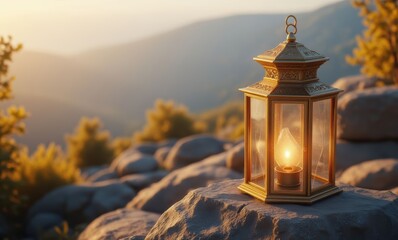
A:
[[0, 0, 341, 54]]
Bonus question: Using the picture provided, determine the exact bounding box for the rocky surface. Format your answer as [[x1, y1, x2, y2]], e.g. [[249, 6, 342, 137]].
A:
[[391, 187, 398, 195], [332, 74, 378, 97], [146, 179, 398, 240], [26, 182, 135, 238], [121, 170, 168, 191], [87, 168, 119, 182], [226, 142, 244, 173], [78, 209, 160, 240], [127, 153, 241, 213], [163, 135, 225, 170], [335, 140, 398, 171], [81, 165, 109, 180], [339, 159, 398, 190], [132, 143, 159, 155], [26, 213, 64, 237], [337, 87, 398, 141], [115, 153, 158, 177], [154, 147, 171, 167]]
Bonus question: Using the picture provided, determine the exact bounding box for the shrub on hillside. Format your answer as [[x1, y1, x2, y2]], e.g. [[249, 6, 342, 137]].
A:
[[12, 143, 81, 210], [0, 36, 26, 222], [66, 117, 114, 168], [198, 101, 243, 139], [134, 99, 203, 142], [111, 137, 133, 157]]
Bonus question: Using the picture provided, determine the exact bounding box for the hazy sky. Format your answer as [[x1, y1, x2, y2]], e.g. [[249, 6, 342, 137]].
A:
[[0, 0, 342, 55]]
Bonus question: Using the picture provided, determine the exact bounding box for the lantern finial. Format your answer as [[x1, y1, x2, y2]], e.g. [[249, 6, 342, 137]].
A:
[[285, 15, 297, 42]]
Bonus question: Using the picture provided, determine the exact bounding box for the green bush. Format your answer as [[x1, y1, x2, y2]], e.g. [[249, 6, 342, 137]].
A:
[[12, 143, 81, 210], [0, 36, 26, 221], [134, 99, 203, 142], [198, 101, 243, 139], [66, 117, 114, 168]]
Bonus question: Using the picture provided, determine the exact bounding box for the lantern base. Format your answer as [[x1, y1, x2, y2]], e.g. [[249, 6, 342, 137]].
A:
[[238, 182, 342, 204], [275, 166, 302, 188]]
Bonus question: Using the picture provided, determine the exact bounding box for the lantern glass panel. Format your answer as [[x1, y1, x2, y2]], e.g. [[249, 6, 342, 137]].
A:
[[250, 97, 266, 188], [311, 99, 331, 191], [272, 103, 304, 193]]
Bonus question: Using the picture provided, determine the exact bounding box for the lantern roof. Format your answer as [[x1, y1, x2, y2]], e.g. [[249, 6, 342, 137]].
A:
[[240, 15, 342, 97], [254, 16, 328, 65], [254, 36, 328, 64]]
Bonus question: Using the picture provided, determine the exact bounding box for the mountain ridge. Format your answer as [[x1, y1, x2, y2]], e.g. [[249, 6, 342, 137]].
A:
[[9, 0, 363, 148]]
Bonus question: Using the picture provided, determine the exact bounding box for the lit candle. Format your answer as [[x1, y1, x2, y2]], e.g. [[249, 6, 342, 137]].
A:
[[275, 128, 303, 187]]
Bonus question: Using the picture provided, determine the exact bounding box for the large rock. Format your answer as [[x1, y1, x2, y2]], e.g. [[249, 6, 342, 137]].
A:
[[78, 208, 160, 240], [87, 168, 118, 182], [339, 159, 398, 190], [132, 143, 159, 155], [332, 75, 377, 97], [121, 170, 168, 191], [127, 154, 241, 213], [26, 182, 135, 237], [146, 179, 398, 240], [81, 165, 109, 180], [26, 213, 64, 238], [154, 147, 171, 168], [226, 142, 244, 173], [337, 87, 398, 141], [115, 153, 158, 177], [163, 135, 225, 170], [336, 140, 398, 171]]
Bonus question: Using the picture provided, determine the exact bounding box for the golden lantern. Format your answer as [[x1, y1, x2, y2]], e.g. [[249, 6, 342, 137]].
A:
[[238, 15, 342, 203]]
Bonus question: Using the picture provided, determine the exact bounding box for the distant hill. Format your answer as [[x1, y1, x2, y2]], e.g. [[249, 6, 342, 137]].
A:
[[0, 94, 129, 149], [9, 1, 363, 148]]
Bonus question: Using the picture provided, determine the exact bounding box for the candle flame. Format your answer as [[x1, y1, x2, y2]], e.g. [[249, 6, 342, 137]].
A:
[[275, 128, 302, 168]]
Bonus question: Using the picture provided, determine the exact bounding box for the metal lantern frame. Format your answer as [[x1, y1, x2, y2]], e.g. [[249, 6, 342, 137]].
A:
[[238, 16, 342, 204]]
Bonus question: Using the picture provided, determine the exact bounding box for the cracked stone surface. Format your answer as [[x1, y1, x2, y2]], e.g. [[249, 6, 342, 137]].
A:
[[78, 209, 160, 240], [146, 179, 398, 240]]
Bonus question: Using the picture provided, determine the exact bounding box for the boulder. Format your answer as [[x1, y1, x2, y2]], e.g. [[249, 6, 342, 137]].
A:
[[332, 75, 378, 97], [146, 179, 398, 240], [121, 170, 168, 191], [115, 153, 158, 177], [338, 159, 398, 190], [226, 142, 244, 173], [337, 87, 398, 141], [81, 165, 109, 180], [26, 213, 64, 238], [158, 139, 177, 149], [26, 182, 135, 237], [78, 208, 160, 240], [164, 135, 225, 170], [154, 147, 171, 167], [336, 140, 398, 171], [133, 143, 159, 155], [87, 168, 118, 182], [127, 157, 242, 213]]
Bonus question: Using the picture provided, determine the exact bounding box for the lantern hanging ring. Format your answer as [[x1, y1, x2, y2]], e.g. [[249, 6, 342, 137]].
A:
[[285, 15, 297, 34]]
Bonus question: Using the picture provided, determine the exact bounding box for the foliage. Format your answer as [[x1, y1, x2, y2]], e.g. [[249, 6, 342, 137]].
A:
[[12, 144, 81, 210], [134, 99, 203, 142], [66, 117, 114, 168], [111, 137, 132, 157], [198, 101, 244, 140], [0, 36, 26, 220], [346, 0, 398, 84]]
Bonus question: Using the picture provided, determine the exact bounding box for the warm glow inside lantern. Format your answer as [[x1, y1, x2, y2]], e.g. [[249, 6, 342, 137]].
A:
[[238, 15, 342, 203]]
